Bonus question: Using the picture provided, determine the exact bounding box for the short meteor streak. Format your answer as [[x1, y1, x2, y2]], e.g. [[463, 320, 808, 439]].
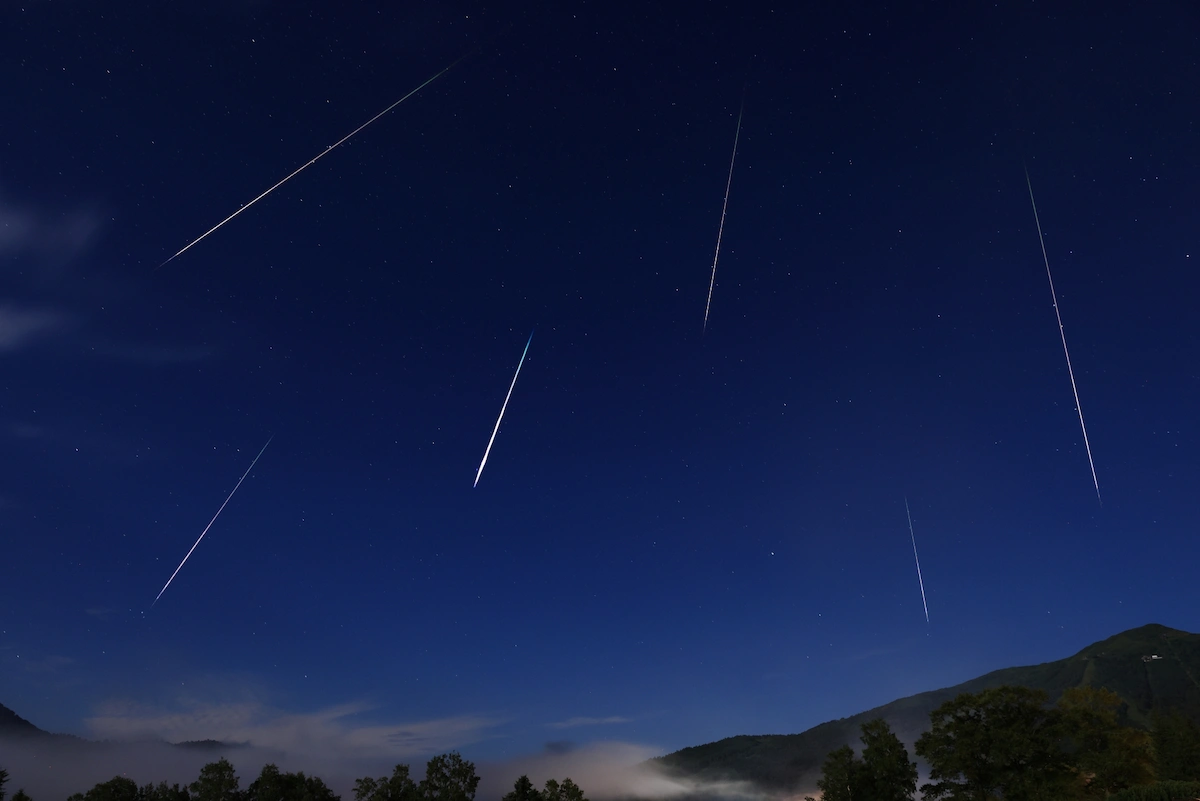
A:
[[158, 55, 466, 269], [153, 436, 273, 605], [905, 496, 930, 623], [474, 332, 533, 488], [703, 99, 744, 333], [1024, 166, 1102, 505]]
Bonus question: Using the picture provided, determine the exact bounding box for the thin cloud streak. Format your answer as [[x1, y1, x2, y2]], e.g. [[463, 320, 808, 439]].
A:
[[0, 192, 99, 266], [547, 716, 633, 730], [0, 304, 72, 352], [86, 700, 502, 761], [88, 340, 215, 365]]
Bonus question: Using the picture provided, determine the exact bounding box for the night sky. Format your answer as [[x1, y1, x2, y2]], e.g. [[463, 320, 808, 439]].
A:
[[2, 0, 1198, 793]]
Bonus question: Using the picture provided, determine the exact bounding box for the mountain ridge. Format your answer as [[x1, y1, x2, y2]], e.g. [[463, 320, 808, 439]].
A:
[[651, 623, 1200, 792], [0, 702, 241, 751], [3, 623, 1197, 794]]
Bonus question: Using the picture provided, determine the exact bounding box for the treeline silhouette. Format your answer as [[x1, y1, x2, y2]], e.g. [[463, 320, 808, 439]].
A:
[[5, 686, 1200, 801], [807, 685, 1200, 801], [0, 751, 589, 801]]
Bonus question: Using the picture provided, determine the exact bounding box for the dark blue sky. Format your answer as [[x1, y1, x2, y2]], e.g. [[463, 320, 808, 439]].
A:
[[2, 0, 1198, 787]]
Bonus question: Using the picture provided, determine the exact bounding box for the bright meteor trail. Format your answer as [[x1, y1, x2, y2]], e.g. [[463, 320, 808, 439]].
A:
[[474, 331, 533, 488], [905, 496, 929, 623], [1024, 166, 1102, 505], [703, 99, 744, 333], [153, 436, 273, 606], [158, 55, 465, 269]]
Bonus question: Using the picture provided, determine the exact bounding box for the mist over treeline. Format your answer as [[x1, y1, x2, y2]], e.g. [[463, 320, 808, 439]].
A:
[[0, 751, 596, 801], [4, 686, 1199, 801], [0, 726, 738, 801]]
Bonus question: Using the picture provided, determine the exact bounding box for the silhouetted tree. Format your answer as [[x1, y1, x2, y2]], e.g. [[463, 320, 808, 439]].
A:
[[811, 719, 915, 801], [1151, 709, 1200, 781], [916, 686, 1074, 800], [67, 776, 139, 801], [501, 776, 541, 801], [418, 753, 480, 801], [245, 763, 337, 801], [815, 746, 859, 801], [1057, 686, 1155, 797], [136, 782, 190, 801], [1105, 779, 1200, 801], [858, 719, 917, 801], [191, 759, 243, 801], [10, 791, 30, 801], [299, 772, 338, 801], [0, 769, 7, 801], [354, 765, 419, 801], [539, 779, 584, 801], [553, 779, 585, 801]]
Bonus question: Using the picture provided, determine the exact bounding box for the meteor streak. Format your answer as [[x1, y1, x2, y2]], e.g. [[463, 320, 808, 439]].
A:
[[153, 436, 273, 605], [1024, 166, 1102, 505], [703, 99, 744, 333], [158, 54, 466, 268], [474, 331, 533, 488], [905, 496, 929, 623]]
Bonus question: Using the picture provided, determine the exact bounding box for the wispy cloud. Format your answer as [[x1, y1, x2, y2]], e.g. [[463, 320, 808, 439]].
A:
[[21, 654, 76, 674], [8, 421, 45, 438], [88, 340, 215, 365], [0, 189, 217, 366], [86, 699, 501, 761], [0, 304, 72, 352], [0, 193, 99, 266], [547, 716, 633, 730], [3, 418, 151, 465], [0, 643, 77, 677]]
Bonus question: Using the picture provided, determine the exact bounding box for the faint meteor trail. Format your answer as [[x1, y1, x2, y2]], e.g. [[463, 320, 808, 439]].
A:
[[474, 331, 533, 487], [703, 99, 744, 333], [158, 55, 466, 269], [153, 436, 273, 605], [905, 496, 930, 623], [1024, 166, 1102, 505]]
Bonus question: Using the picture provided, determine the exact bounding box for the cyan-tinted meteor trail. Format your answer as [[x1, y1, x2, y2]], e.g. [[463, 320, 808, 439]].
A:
[[152, 436, 273, 605], [904, 496, 929, 623], [158, 56, 465, 269], [1024, 166, 1102, 505], [474, 332, 533, 488], [702, 99, 744, 333]]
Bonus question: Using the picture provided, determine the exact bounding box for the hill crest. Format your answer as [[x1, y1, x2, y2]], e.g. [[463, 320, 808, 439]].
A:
[[652, 623, 1200, 792], [0, 702, 239, 751]]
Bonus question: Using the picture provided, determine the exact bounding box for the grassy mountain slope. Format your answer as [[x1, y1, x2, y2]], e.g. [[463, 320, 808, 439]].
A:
[[651, 623, 1200, 792]]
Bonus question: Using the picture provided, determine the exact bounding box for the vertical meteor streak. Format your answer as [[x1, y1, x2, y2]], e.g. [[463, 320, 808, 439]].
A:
[[1024, 166, 1102, 505], [703, 99, 744, 333], [904, 496, 930, 624], [158, 52, 469, 269], [153, 436, 273, 605], [474, 331, 533, 488]]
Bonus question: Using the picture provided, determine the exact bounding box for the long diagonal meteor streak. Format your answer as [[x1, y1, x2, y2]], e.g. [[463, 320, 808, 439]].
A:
[[703, 99, 744, 333], [905, 496, 929, 623], [474, 332, 533, 487], [1024, 166, 1102, 505], [153, 436, 273, 605], [158, 55, 466, 269]]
